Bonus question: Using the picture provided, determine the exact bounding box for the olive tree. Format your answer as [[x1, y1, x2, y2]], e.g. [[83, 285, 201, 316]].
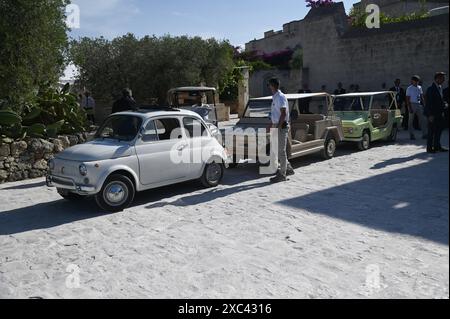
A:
[[70, 34, 235, 103], [0, 0, 70, 111]]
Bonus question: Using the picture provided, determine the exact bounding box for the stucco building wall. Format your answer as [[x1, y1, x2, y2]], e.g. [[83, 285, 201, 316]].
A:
[[246, 1, 449, 97]]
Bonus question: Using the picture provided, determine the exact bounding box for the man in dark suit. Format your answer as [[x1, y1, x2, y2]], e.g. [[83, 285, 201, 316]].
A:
[[334, 82, 346, 95], [389, 79, 407, 126], [298, 83, 312, 114], [425, 72, 448, 153], [444, 86, 449, 128], [112, 88, 138, 114]]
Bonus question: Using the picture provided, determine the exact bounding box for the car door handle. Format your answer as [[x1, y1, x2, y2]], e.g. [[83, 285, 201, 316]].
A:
[[177, 143, 188, 151]]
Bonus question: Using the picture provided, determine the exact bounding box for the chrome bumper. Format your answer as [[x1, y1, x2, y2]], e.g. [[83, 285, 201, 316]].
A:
[[46, 175, 97, 195]]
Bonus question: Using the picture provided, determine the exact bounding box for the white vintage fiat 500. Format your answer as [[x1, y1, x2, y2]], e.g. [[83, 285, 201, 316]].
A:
[[46, 108, 229, 212]]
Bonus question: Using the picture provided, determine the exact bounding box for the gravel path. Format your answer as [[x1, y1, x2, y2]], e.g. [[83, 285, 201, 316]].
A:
[[0, 131, 448, 299]]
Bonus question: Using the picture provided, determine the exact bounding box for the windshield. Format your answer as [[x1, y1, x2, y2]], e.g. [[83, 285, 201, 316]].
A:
[[244, 97, 329, 118], [334, 96, 371, 112], [96, 115, 142, 142], [372, 94, 397, 110], [244, 100, 273, 118], [191, 107, 211, 119], [170, 90, 215, 108]]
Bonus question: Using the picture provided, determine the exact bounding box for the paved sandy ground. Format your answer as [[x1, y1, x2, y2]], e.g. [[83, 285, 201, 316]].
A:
[[0, 131, 448, 299]]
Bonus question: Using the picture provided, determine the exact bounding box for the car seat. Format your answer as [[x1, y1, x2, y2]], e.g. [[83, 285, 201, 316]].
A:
[[291, 123, 310, 144]]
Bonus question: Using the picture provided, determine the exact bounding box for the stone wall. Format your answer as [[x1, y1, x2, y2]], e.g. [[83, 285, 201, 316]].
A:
[[0, 134, 87, 184], [246, 2, 449, 97], [249, 70, 301, 98]]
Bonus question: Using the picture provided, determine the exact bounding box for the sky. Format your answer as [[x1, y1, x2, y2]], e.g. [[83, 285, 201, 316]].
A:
[[69, 0, 359, 46], [63, 0, 358, 80]]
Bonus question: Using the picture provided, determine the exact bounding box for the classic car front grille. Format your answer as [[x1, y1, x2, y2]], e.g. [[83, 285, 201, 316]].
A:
[[56, 164, 79, 177], [343, 127, 354, 134], [52, 176, 75, 187]]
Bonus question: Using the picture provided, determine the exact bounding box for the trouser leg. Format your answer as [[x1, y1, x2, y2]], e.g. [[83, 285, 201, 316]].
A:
[[435, 117, 443, 150], [278, 128, 289, 177], [427, 118, 435, 151], [402, 108, 409, 130], [408, 104, 417, 135], [418, 105, 427, 136]]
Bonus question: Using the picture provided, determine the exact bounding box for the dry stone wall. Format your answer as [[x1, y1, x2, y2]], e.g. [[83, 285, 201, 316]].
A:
[[0, 134, 87, 184]]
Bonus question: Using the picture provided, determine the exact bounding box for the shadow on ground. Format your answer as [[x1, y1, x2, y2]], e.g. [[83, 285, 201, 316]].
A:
[[144, 181, 270, 209], [0, 199, 104, 235], [0, 166, 269, 235], [1, 180, 46, 190], [277, 153, 449, 245], [1, 131, 446, 237]]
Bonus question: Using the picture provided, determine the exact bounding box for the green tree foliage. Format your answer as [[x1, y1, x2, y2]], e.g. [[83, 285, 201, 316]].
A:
[[70, 34, 236, 103], [290, 49, 304, 70], [0, 0, 70, 111]]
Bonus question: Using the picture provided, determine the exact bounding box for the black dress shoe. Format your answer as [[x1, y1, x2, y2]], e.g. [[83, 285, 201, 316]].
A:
[[427, 149, 436, 154], [270, 174, 287, 183], [438, 147, 449, 152]]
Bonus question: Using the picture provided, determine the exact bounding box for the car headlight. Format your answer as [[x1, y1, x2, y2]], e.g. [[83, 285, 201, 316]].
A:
[[79, 164, 88, 176], [48, 159, 55, 170]]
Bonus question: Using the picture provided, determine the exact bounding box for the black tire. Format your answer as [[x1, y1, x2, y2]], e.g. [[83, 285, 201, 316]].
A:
[[95, 174, 135, 213], [57, 188, 85, 201], [358, 131, 371, 151], [387, 125, 398, 142], [201, 162, 224, 188], [322, 138, 337, 160]]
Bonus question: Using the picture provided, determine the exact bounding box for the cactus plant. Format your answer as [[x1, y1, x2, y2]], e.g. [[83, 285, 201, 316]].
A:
[[0, 84, 89, 138], [0, 110, 22, 126]]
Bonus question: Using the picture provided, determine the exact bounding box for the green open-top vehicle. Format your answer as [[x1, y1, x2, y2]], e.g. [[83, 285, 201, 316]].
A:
[[333, 91, 403, 151]]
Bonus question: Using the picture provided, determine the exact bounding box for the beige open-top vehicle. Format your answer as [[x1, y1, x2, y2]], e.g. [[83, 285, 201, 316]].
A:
[[226, 93, 344, 167]]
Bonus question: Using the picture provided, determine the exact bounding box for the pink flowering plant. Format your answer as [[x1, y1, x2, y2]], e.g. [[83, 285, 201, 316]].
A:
[[305, 0, 334, 8]]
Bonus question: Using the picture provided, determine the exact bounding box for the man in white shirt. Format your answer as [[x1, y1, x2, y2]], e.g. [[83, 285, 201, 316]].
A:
[[406, 75, 427, 140], [268, 78, 294, 183]]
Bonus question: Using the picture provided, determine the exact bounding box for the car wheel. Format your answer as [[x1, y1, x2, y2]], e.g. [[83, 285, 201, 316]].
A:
[[388, 125, 398, 142], [57, 188, 85, 201], [322, 138, 337, 160], [201, 162, 224, 188], [95, 174, 135, 213], [358, 131, 371, 151]]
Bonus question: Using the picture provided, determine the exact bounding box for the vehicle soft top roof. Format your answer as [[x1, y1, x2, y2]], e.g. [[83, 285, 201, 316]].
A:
[[110, 109, 202, 120], [168, 87, 216, 93], [250, 93, 330, 101], [335, 91, 395, 98]]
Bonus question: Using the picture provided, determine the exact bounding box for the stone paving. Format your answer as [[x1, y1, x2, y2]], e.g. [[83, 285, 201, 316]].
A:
[[0, 131, 448, 299]]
